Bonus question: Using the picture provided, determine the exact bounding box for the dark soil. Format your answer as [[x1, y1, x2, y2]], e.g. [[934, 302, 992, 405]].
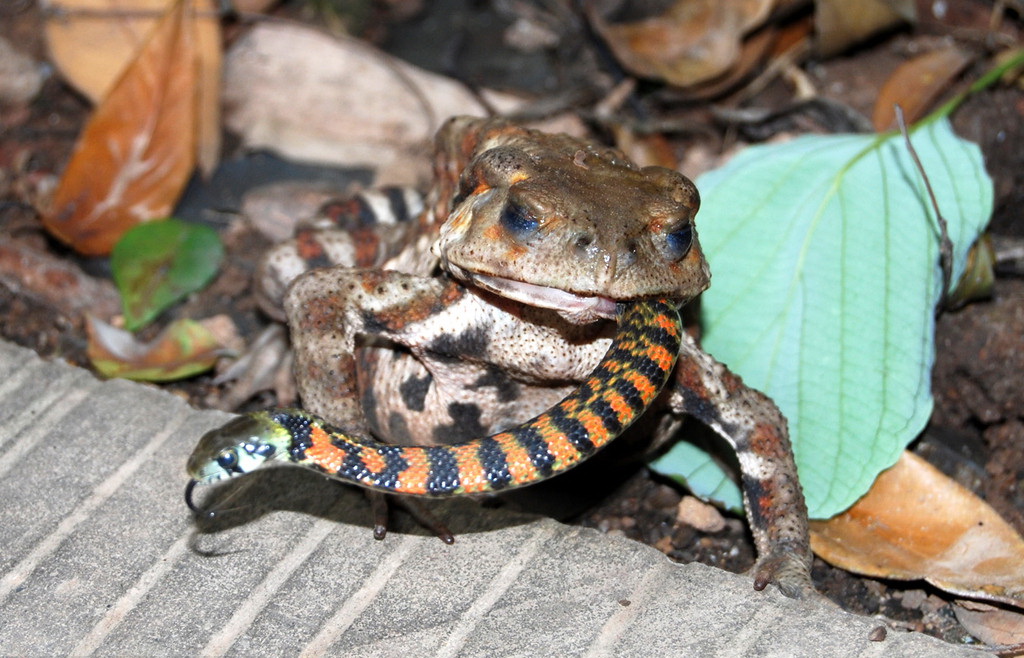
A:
[[1, 0, 1021, 648]]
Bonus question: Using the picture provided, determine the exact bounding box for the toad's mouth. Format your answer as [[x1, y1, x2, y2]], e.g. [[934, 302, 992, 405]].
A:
[[448, 265, 618, 322]]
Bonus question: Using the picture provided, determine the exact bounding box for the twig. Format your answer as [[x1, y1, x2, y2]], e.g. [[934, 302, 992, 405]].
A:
[[894, 105, 953, 302], [40, 2, 261, 23]]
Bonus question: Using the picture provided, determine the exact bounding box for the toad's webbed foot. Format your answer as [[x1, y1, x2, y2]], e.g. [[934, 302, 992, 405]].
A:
[[750, 546, 814, 599]]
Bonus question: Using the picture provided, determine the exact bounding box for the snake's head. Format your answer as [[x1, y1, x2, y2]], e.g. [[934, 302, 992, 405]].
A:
[[185, 412, 295, 516], [187, 412, 292, 483]]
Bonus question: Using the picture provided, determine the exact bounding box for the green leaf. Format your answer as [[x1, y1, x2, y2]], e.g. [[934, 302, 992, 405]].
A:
[[111, 218, 223, 331], [690, 119, 992, 519], [649, 442, 744, 514]]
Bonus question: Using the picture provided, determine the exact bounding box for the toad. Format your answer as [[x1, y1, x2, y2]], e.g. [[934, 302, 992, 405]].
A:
[[187, 117, 812, 597]]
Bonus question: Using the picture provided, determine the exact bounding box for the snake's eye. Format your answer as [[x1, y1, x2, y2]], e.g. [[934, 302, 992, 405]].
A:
[[216, 449, 239, 472]]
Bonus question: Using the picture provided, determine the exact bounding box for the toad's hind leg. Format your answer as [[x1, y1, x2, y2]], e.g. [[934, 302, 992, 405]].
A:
[[669, 332, 813, 598], [283, 266, 463, 438]]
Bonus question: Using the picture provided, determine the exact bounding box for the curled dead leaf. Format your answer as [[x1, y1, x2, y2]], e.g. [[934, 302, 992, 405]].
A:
[[87, 315, 225, 381], [810, 451, 1024, 608], [609, 124, 678, 169], [44, 0, 173, 102], [44, 0, 198, 256], [221, 23, 544, 185]]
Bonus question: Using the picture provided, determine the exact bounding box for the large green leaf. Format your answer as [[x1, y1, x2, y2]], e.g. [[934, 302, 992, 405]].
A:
[[111, 218, 223, 331], [687, 118, 991, 519]]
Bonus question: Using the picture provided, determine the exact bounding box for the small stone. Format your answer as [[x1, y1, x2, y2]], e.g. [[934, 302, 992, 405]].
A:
[[899, 588, 928, 610], [675, 495, 726, 533], [0, 37, 45, 107]]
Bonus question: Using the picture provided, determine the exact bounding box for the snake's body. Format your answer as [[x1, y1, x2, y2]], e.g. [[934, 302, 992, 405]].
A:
[[186, 299, 682, 498]]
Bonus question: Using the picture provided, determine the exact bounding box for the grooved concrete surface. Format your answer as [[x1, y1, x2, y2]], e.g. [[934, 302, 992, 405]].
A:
[[0, 340, 983, 657]]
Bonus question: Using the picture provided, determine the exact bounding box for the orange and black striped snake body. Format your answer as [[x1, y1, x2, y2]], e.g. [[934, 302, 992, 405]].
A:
[[186, 298, 682, 503]]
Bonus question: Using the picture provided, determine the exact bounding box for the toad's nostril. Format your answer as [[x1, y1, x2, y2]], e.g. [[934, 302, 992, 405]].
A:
[[619, 240, 638, 268], [574, 233, 598, 258]]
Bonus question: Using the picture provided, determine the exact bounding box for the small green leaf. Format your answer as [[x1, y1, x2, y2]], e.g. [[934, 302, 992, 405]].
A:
[[111, 218, 223, 330], [649, 442, 743, 514], [690, 118, 991, 519]]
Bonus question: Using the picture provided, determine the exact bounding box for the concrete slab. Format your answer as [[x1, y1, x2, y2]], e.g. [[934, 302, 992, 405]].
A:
[[0, 340, 984, 656]]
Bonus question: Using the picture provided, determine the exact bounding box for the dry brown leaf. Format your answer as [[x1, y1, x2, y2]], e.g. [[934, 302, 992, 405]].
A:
[[954, 600, 1024, 647], [44, 0, 198, 256], [221, 23, 550, 186], [43, 0, 222, 175], [872, 47, 973, 131], [587, 0, 775, 88], [810, 451, 1024, 608], [674, 27, 780, 101], [44, 0, 169, 102], [192, 0, 221, 175], [814, 0, 916, 57]]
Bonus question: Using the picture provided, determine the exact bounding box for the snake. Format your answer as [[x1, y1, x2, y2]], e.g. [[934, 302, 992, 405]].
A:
[[185, 298, 683, 511]]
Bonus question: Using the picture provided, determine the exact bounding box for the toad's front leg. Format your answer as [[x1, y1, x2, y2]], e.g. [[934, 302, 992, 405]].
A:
[[670, 333, 813, 598], [284, 267, 466, 436], [283, 267, 470, 540]]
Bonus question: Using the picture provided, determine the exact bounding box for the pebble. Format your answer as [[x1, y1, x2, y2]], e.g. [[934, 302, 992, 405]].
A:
[[0, 36, 45, 107]]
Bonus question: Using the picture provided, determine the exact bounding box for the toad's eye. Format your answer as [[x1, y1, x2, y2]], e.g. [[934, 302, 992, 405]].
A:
[[500, 201, 540, 240], [216, 450, 239, 472], [664, 225, 693, 261]]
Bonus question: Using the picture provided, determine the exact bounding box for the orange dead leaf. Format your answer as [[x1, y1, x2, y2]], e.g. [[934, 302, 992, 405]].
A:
[[610, 125, 678, 169], [871, 47, 973, 131], [810, 451, 1024, 608], [45, 0, 171, 102], [44, 0, 198, 256], [44, 0, 222, 175]]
